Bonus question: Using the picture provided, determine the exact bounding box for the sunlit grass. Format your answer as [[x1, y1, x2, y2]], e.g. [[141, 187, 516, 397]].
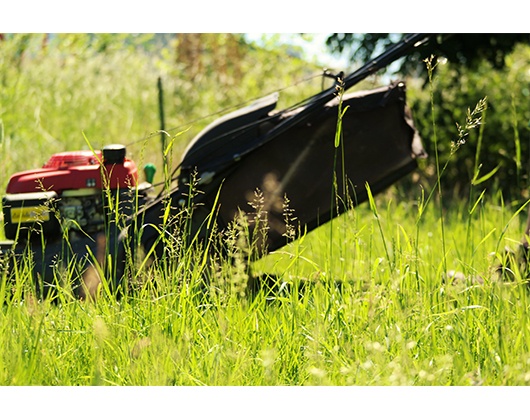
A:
[[2, 189, 530, 385]]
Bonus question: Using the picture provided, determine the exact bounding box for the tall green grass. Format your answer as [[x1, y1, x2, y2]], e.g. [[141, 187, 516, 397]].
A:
[[1, 192, 530, 385]]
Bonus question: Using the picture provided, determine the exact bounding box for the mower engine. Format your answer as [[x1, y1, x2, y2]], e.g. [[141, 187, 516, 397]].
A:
[[2, 144, 153, 243]]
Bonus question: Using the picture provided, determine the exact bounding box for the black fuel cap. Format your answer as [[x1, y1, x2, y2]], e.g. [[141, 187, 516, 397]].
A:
[[103, 144, 126, 164]]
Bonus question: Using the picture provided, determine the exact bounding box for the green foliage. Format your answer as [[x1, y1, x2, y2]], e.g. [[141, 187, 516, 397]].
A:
[[406, 44, 530, 200], [0, 33, 324, 193]]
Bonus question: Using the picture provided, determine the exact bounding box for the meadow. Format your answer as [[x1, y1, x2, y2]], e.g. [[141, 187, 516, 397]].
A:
[[2, 191, 530, 386], [1, 34, 530, 387]]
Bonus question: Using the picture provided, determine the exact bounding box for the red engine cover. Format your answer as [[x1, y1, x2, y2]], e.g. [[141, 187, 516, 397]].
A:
[[6, 149, 139, 194]]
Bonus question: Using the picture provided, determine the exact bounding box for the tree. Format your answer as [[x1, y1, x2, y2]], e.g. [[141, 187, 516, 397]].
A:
[[326, 34, 530, 77]]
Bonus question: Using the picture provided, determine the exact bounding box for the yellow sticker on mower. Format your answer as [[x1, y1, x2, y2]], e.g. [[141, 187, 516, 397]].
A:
[[10, 206, 51, 223]]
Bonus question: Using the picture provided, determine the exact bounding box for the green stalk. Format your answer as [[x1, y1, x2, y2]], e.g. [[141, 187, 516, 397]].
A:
[[425, 56, 447, 276]]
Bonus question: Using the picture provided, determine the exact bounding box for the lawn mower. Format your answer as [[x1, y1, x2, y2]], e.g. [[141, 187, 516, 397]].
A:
[[0, 33, 433, 299]]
